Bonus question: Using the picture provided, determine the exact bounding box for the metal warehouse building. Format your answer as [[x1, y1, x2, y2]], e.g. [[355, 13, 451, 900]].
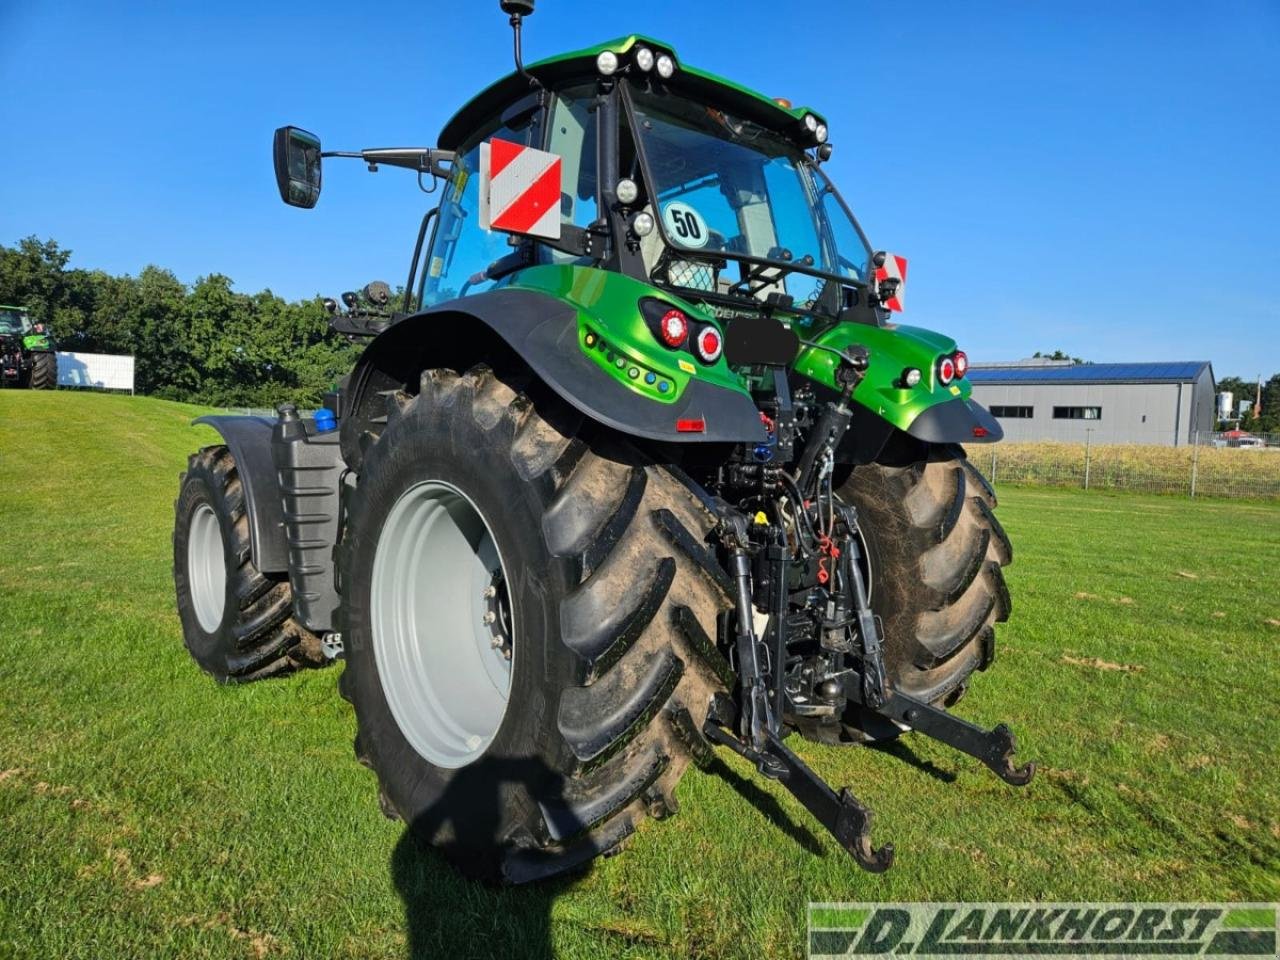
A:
[[968, 360, 1216, 446]]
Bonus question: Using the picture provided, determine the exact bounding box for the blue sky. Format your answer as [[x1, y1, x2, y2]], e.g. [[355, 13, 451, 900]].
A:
[[1, 1, 1277, 379]]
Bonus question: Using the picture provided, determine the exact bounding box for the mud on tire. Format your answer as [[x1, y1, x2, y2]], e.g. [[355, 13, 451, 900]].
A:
[[337, 365, 733, 883], [173, 446, 327, 681], [803, 444, 1012, 744]]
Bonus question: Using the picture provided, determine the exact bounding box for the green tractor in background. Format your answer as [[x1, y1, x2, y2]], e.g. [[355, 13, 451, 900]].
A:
[[0, 305, 57, 389], [173, 1, 1032, 882]]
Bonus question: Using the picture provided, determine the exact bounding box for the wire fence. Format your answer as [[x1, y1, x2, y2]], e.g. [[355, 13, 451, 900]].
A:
[[977, 434, 1280, 501]]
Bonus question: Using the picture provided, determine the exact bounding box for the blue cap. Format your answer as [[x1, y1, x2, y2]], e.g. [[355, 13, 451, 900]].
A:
[[314, 408, 337, 433]]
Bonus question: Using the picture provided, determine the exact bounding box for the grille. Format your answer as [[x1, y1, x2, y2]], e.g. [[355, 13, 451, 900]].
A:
[[664, 259, 716, 291]]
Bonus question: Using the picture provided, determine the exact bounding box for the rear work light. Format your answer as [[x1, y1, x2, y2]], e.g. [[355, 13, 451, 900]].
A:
[[693, 325, 723, 364], [657, 309, 689, 348], [938, 356, 957, 386]]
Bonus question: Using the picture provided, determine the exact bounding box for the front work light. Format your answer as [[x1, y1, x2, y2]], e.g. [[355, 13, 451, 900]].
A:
[[632, 211, 655, 236], [656, 54, 676, 79], [597, 51, 619, 75], [616, 178, 639, 205], [634, 46, 655, 72]]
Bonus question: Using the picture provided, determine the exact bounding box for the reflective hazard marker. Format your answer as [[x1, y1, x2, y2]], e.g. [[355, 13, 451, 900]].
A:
[[479, 137, 562, 240], [874, 252, 908, 312]]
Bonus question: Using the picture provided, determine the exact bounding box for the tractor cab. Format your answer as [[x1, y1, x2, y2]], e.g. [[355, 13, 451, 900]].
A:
[[0, 307, 34, 337], [414, 37, 880, 329]]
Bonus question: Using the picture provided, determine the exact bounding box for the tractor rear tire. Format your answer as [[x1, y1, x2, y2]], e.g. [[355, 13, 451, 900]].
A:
[[801, 444, 1012, 744], [28, 352, 55, 389], [337, 365, 732, 883], [173, 445, 326, 682]]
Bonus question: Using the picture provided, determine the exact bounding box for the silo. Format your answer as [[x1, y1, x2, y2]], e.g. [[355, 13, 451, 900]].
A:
[[1216, 391, 1234, 420]]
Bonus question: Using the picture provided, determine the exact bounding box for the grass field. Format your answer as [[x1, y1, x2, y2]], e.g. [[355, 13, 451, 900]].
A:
[[1, 391, 1278, 960]]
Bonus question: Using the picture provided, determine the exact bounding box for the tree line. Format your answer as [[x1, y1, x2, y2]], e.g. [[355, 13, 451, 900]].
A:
[[3, 234, 1278, 428], [0, 236, 360, 407]]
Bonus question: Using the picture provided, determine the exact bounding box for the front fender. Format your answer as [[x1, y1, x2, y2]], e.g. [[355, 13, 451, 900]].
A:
[[191, 415, 289, 573], [906, 397, 1003, 444], [346, 287, 767, 451]]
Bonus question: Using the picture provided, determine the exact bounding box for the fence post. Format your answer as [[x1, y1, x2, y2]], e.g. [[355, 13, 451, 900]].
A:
[[990, 448, 997, 484], [1084, 431, 1092, 490], [1190, 431, 1199, 499]]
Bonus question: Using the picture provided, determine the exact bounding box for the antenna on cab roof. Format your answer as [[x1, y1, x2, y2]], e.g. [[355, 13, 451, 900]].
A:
[[499, 1, 539, 87]]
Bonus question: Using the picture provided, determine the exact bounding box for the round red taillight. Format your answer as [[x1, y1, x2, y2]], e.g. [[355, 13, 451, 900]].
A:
[[694, 326, 723, 363], [938, 356, 956, 385], [658, 309, 688, 348], [954, 350, 969, 378]]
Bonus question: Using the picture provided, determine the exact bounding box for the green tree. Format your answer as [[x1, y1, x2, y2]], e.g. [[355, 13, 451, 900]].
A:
[[0, 236, 358, 406], [1032, 349, 1089, 365]]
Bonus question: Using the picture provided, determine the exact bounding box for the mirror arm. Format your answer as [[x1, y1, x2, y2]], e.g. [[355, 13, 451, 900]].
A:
[[320, 148, 457, 177]]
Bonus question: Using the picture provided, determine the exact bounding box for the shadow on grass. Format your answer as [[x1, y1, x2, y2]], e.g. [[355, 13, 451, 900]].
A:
[[389, 754, 578, 960], [706, 756, 825, 855], [867, 737, 958, 784]]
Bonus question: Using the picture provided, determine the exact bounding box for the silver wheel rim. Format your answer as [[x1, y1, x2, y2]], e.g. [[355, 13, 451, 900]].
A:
[[188, 502, 227, 632], [370, 480, 513, 769]]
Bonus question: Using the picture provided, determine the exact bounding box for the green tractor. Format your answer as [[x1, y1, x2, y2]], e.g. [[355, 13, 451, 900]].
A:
[[173, 3, 1032, 882], [0, 305, 57, 389]]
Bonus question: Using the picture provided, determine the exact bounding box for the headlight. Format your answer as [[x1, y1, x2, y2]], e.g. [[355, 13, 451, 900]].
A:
[[656, 54, 676, 79], [596, 51, 619, 76], [634, 46, 654, 72]]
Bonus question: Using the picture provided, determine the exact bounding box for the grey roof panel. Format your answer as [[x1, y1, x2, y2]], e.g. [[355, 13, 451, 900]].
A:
[[967, 361, 1210, 384]]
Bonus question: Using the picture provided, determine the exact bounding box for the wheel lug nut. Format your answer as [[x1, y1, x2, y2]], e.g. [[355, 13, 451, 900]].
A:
[[490, 636, 503, 648], [483, 586, 497, 599], [482, 611, 496, 625]]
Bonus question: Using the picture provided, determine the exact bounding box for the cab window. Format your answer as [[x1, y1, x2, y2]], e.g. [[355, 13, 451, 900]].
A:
[[544, 85, 599, 265], [421, 109, 540, 306]]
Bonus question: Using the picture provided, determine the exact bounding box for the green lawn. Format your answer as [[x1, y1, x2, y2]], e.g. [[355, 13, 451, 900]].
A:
[[1, 391, 1277, 960]]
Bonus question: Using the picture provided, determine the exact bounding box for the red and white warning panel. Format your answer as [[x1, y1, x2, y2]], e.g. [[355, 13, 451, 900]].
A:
[[874, 252, 908, 312], [479, 137, 562, 240]]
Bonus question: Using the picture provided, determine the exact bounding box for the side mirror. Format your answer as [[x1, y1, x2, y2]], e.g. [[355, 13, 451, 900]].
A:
[[273, 126, 322, 208]]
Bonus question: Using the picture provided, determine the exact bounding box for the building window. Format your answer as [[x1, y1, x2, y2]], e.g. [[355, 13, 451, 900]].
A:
[[990, 405, 1034, 419], [1053, 406, 1102, 420]]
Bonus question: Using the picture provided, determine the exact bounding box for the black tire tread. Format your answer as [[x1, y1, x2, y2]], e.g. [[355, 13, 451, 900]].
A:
[[342, 365, 733, 881], [828, 444, 1011, 736], [28, 352, 56, 390], [175, 445, 326, 682]]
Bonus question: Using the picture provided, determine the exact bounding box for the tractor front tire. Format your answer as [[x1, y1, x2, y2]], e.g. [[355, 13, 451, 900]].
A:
[[173, 446, 326, 681], [338, 365, 732, 883], [802, 444, 1012, 744], [28, 352, 56, 389]]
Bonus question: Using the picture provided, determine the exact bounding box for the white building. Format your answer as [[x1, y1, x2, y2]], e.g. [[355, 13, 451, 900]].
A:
[[968, 360, 1215, 446]]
